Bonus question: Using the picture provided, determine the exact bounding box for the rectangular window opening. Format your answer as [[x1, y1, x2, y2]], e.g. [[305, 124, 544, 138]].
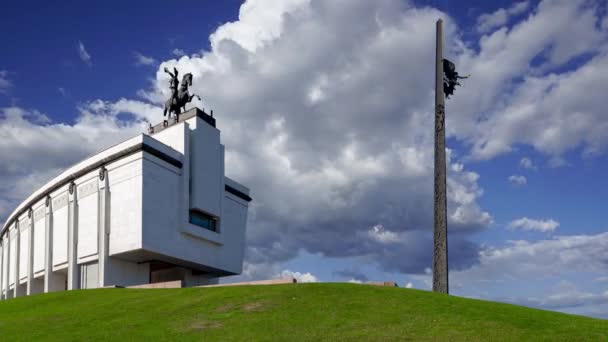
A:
[[189, 210, 218, 232]]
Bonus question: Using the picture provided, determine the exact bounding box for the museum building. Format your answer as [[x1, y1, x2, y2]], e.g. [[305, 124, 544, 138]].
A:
[[0, 108, 251, 298]]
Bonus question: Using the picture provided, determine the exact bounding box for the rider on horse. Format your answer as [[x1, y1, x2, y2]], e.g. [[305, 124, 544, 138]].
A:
[[164, 67, 179, 107], [162, 67, 201, 119]]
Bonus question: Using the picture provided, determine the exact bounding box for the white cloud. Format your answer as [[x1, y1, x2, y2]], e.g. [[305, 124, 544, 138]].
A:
[[470, 52, 608, 159], [224, 263, 321, 284], [477, 1, 530, 34], [348, 278, 363, 284], [508, 217, 559, 232], [448, 166, 493, 229], [405, 281, 413, 288], [77, 41, 92, 65], [57, 87, 67, 97], [508, 175, 527, 186], [277, 269, 318, 283], [134, 52, 156, 66], [136, 0, 491, 275], [0, 70, 12, 94], [452, 0, 608, 161], [209, 0, 311, 53], [509, 1, 530, 15], [367, 224, 401, 244], [172, 48, 186, 57], [453, 232, 608, 285], [223, 262, 279, 284], [448, 231, 608, 317], [519, 157, 536, 170], [0, 103, 157, 220], [500, 285, 608, 310]]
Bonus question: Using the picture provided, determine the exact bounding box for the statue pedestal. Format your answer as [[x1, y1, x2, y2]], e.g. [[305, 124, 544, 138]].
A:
[[148, 107, 215, 135]]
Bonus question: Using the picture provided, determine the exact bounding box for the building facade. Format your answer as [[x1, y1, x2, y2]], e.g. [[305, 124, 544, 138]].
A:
[[0, 108, 251, 298]]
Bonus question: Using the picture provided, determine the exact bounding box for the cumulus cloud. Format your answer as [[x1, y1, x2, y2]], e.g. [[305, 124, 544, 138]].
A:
[[232, 261, 278, 283], [510, 290, 608, 309], [209, 0, 311, 53], [455, 0, 608, 161], [0, 70, 12, 94], [453, 232, 608, 284], [405, 281, 413, 288], [448, 163, 493, 229], [508, 175, 527, 186], [77, 41, 92, 65], [519, 157, 536, 170], [172, 48, 186, 57], [508, 217, 559, 232], [134, 0, 492, 276], [277, 269, 319, 283], [134, 52, 156, 66], [448, 231, 608, 317], [0, 103, 157, 220], [497, 281, 608, 311], [477, 1, 530, 34], [367, 224, 401, 244], [228, 262, 320, 284]]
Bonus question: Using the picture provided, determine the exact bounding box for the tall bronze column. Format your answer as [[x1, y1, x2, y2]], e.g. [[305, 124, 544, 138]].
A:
[[433, 19, 448, 294]]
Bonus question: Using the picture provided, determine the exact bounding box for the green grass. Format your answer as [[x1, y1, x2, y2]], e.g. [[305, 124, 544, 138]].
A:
[[0, 283, 606, 341]]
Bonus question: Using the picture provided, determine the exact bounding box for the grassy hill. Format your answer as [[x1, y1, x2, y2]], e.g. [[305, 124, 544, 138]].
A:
[[0, 283, 606, 341]]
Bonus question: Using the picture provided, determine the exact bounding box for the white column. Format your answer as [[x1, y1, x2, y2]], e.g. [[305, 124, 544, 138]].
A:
[[67, 183, 79, 290], [3, 236, 8, 299], [0, 240, 4, 299], [26, 210, 34, 295], [98, 168, 110, 287], [13, 223, 21, 297], [44, 197, 51, 292], [44, 197, 58, 292], [182, 123, 190, 227]]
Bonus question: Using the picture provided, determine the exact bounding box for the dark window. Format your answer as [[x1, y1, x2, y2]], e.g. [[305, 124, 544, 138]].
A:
[[189, 210, 218, 232]]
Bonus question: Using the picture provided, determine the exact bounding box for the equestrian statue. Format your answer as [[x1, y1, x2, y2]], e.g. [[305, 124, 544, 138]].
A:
[[163, 67, 201, 119]]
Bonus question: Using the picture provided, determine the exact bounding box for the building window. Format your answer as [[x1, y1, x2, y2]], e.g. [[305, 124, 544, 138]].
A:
[[189, 210, 218, 232]]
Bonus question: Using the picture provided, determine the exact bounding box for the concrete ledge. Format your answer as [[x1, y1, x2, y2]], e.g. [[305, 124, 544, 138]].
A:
[[365, 281, 399, 287], [127, 280, 183, 289], [149, 107, 216, 135], [197, 278, 297, 288]]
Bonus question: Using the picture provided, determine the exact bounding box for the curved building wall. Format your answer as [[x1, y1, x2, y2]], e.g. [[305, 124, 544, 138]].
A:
[[0, 108, 251, 298]]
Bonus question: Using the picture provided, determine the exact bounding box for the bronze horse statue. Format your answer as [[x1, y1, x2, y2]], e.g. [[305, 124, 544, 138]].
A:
[[163, 67, 201, 119]]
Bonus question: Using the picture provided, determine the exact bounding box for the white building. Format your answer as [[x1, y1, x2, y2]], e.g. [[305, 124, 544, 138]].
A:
[[0, 108, 251, 297]]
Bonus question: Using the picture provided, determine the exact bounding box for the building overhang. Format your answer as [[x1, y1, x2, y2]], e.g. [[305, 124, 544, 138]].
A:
[[112, 249, 238, 277]]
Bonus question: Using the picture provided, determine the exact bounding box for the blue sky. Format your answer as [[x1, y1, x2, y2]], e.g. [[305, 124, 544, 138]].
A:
[[2, 0, 608, 319], [0, 0, 242, 120]]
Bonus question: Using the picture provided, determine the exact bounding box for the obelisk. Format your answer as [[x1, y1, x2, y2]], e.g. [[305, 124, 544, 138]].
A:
[[433, 19, 448, 294]]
